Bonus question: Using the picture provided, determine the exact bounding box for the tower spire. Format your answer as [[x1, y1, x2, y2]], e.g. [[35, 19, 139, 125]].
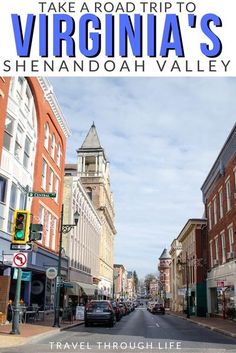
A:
[[80, 123, 101, 149]]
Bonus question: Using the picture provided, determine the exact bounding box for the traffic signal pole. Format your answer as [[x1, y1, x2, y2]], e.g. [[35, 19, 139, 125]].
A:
[[10, 268, 22, 334], [11, 186, 29, 335]]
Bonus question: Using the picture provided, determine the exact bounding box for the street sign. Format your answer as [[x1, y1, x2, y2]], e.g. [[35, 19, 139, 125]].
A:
[[63, 282, 73, 288], [28, 191, 56, 198], [12, 252, 28, 268], [46, 267, 57, 280], [13, 268, 31, 281], [10, 243, 33, 251]]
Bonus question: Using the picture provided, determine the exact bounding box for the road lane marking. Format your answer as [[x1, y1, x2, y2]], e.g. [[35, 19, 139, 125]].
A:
[[156, 322, 160, 327]]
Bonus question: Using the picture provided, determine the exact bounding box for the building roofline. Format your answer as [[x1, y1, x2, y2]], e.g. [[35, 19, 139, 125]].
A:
[[201, 123, 236, 197], [38, 77, 71, 138], [177, 218, 207, 243]]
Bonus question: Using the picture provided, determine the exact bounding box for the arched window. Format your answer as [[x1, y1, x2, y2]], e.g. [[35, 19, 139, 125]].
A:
[[56, 143, 61, 167], [44, 122, 49, 149], [86, 187, 92, 201], [51, 133, 55, 159]]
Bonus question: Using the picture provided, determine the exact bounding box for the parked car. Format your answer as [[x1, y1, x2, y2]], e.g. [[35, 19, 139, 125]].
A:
[[152, 303, 165, 315], [111, 301, 122, 321], [118, 303, 126, 316], [84, 300, 116, 327]]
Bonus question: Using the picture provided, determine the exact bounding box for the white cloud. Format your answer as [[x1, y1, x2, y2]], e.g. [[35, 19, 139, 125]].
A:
[[50, 77, 236, 277]]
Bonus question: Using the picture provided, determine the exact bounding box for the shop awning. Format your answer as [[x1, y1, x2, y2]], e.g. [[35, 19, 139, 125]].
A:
[[66, 281, 97, 296], [77, 282, 97, 296]]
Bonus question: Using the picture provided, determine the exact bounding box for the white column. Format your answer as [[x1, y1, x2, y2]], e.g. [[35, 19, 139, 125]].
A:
[[95, 156, 98, 176], [83, 156, 86, 174]]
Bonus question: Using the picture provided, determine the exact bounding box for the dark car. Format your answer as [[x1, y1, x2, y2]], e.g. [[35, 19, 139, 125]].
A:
[[152, 303, 165, 315], [111, 301, 122, 321], [84, 300, 116, 327]]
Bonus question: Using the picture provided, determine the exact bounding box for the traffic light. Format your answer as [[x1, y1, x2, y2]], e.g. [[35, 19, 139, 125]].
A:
[[30, 224, 43, 241], [11, 210, 30, 244]]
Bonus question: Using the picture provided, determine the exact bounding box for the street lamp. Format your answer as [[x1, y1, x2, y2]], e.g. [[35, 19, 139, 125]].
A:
[[177, 252, 190, 319], [53, 204, 79, 327]]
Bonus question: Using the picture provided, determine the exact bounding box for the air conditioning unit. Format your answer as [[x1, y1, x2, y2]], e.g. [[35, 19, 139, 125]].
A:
[[213, 259, 219, 266], [227, 252, 234, 260]]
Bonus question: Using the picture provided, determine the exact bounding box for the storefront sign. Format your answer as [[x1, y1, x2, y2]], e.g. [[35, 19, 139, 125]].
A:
[[76, 306, 85, 320], [217, 281, 225, 288], [13, 268, 31, 281], [46, 267, 57, 280]]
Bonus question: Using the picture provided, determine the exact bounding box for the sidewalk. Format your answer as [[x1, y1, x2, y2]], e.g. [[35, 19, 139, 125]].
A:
[[167, 310, 236, 339], [0, 313, 84, 348]]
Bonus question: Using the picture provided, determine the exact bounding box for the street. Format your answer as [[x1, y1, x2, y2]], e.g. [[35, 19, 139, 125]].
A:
[[1, 307, 236, 353]]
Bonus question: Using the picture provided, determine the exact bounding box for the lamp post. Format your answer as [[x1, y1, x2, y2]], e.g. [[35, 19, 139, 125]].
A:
[[53, 204, 79, 328], [177, 252, 190, 319]]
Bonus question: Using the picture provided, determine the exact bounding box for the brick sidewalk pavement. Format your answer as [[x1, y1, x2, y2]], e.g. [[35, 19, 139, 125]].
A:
[[0, 314, 84, 348], [167, 311, 236, 339]]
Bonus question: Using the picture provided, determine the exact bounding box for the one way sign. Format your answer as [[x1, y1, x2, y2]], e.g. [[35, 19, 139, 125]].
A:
[[10, 243, 33, 251]]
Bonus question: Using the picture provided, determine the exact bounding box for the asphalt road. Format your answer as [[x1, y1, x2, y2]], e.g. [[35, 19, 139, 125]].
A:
[[1, 307, 236, 353]]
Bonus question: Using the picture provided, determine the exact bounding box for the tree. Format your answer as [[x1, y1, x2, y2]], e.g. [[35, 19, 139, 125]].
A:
[[144, 273, 157, 295], [133, 270, 139, 293]]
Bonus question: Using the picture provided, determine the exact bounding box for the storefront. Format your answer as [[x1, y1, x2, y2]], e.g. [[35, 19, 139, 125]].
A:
[[0, 236, 68, 318], [67, 281, 97, 307], [207, 261, 236, 318]]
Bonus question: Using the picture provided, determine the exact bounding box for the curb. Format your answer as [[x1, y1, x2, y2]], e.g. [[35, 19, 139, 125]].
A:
[[29, 321, 85, 343], [0, 321, 85, 348], [167, 312, 236, 339]]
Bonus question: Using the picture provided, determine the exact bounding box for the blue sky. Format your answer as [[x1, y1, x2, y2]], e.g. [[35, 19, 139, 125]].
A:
[[50, 77, 236, 279]]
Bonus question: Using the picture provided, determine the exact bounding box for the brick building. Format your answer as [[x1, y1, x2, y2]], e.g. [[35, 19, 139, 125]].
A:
[[0, 77, 70, 316], [201, 124, 236, 317], [158, 249, 171, 307], [175, 219, 207, 316], [113, 264, 126, 299]]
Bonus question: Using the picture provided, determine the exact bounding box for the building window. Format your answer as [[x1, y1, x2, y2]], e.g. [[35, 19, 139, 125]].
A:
[[86, 187, 92, 201], [44, 123, 49, 149], [3, 116, 14, 151], [45, 213, 51, 248], [54, 177, 59, 202], [41, 159, 47, 190], [210, 241, 213, 268], [0, 176, 7, 203], [208, 203, 212, 230], [51, 218, 57, 251], [19, 192, 25, 209], [8, 183, 17, 233], [48, 169, 53, 192], [56, 143, 61, 167], [17, 77, 24, 97], [215, 237, 219, 261], [14, 124, 24, 160], [38, 206, 44, 244], [23, 136, 31, 169], [228, 226, 234, 253], [213, 197, 217, 225], [51, 134, 55, 159], [221, 232, 226, 263], [219, 189, 223, 219], [226, 179, 231, 211]]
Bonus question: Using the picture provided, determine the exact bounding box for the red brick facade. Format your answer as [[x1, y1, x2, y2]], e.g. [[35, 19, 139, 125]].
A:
[[204, 154, 236, 268]]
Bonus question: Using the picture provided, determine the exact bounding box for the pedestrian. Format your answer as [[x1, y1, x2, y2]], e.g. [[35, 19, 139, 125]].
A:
[[7, 300, 13, 322]]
